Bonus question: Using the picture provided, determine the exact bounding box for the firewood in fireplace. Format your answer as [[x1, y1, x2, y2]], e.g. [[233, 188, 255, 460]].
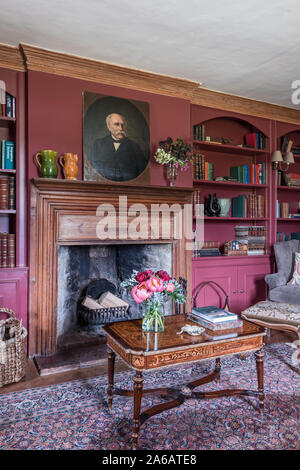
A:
[[97, 291, 129, 310]]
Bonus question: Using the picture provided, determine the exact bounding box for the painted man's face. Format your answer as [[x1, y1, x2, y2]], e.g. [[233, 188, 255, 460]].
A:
[[107, 113, 127, 140]]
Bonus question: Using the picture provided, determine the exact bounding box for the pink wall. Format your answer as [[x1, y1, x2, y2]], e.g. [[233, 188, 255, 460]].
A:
[[26, 71, 192, 187]]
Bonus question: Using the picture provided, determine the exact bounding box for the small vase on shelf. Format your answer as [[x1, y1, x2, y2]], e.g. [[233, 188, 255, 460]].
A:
[[166, 162, 178, 187], [218, 198, 231, 217]]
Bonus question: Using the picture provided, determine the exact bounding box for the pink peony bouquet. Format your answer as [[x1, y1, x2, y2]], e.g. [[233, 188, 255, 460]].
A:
[[121, 269, 186, 307]]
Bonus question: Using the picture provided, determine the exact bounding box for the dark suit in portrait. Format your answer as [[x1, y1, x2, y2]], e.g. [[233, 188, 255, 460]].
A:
[[92, 134, 148, 182]]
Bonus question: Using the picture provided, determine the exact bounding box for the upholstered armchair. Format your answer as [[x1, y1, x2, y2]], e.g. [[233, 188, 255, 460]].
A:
[[265, 239, 300, 306]]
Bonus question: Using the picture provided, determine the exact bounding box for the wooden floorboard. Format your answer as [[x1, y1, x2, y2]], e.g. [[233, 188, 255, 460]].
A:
[[0, 358, 129, 395]]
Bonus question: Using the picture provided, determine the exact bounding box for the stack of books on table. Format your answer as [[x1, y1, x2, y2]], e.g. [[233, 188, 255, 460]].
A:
[[188, 306, 242, 331]]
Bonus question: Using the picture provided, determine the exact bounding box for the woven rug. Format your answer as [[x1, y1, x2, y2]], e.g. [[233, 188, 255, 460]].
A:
[[0, 343, 299, 450]]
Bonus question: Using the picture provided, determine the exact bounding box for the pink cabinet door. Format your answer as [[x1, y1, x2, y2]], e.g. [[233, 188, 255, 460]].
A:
[[0, 268, 28, 329], [237, 261, 271, 313], [192, 264, 238, 312]]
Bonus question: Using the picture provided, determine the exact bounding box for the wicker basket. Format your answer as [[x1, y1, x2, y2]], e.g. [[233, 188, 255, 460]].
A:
[[0, 308, 27, 387]]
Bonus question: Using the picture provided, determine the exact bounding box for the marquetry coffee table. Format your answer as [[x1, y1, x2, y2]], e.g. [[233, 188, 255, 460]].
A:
[[103, 314, 266, 450]]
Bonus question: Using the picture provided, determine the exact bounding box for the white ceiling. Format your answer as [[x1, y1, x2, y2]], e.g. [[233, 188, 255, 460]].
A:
[[1, 0, 300, 109]]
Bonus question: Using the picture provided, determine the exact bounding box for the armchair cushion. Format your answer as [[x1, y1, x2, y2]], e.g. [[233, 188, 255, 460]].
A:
[[268, 285, 300, 305], [242, 300, 300, 327]]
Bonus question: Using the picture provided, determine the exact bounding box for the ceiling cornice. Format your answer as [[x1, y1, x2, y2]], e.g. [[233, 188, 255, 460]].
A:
[[192, 87, 300, 125], [2, 42, 298, 125], [20, 43, 198, 100], [0, 43, 25, 71]]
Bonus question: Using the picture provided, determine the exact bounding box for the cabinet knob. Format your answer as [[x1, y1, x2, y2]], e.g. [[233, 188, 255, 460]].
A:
[[239, 289, 244, 293], [233, 290, 237, 294]]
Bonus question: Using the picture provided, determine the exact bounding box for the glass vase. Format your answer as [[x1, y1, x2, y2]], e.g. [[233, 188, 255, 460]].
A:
[[142, 304, 164, 332], [166, 162, 178, 187]]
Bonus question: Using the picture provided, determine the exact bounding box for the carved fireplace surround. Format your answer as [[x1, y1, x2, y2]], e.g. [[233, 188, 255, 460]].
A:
[[29, 179, 193, 358]]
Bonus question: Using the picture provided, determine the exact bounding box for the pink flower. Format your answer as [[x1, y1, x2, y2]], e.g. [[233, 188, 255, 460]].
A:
[[165, 282, 175, 293], [131, 282, 153, 303], [146, 276, 164, 292]]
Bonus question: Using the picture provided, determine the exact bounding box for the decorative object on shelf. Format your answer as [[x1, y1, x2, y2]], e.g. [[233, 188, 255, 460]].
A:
[[221, 137, 232, 145], [272, 140, 295, 170], [59, 152, 79, 180], [217, 198, 231, 217], [204, 193, 221, 216], [215, 176, 237, 182], [35, 149, 58, 178], [120, 269, 186, 332], [224, 240, 248, 256], [154, 137, 192, 186], [176, 324, 205, 336]]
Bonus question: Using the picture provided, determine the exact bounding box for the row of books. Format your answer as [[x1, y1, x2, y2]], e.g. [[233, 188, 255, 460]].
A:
[[193, 124, 206, 141], [277, 201, 289, 218], [192, 240, 221, 258], [229, 163, 266, 184], [192, 125, 267, 151], [232, 194, 265, 218], [0, 175, 16, 210], [0, 233, 15, 267], [192, 154, 214, 180], [234, 225, 266, 255], [277, 232, 300, 241], [287, 173, 300, 187], [188, 305, 241, 332], [276, 201, 300, 219], [244, 132, 267, 150], [0, 88, 16, 118], [1, 140, 15, 170]]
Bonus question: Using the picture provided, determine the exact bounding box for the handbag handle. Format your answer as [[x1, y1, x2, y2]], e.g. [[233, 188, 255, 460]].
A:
[[193, 281, 230, 311]]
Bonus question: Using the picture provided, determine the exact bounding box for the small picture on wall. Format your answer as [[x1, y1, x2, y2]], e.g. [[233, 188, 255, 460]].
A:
[[83, 92, 150, 182]]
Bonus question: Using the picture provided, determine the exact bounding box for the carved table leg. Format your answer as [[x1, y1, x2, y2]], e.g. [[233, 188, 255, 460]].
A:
[[107, 347, 115, 411], [132, 371, 143, 450], [255, 348, 264, 414]]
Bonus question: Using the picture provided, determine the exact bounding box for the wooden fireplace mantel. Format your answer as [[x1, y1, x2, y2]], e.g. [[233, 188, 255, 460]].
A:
[[29, 178, 193, 357]]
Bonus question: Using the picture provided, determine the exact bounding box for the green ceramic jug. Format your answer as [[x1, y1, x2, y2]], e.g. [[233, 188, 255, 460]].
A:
[[35, 150, 58, 178]]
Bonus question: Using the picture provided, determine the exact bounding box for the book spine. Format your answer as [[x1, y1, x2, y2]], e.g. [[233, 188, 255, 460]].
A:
[[8, 176, 15, 210], [0, 233, 8, 268], [0, 176, 8, 210], [5, 93, 12, 118], [4, 142, 15, 170], [7, 233, 15, 268]]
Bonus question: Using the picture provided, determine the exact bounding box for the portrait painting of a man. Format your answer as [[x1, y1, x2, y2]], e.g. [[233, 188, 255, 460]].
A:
[[83, 93, 150, 182]]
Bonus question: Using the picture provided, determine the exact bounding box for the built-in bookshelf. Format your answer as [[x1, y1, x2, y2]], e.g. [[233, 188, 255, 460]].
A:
[[275, 127, 300, 242], [0, 75, 24, 269], [0, 114, 16, 267], [191, 115, 270, 259]]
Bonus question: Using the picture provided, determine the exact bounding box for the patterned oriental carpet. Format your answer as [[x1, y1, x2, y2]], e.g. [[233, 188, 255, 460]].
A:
[[0, 343, 299, 450]]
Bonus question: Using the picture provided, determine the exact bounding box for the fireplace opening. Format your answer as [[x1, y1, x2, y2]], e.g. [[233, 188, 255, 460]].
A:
[[57, 243, 172, 349]]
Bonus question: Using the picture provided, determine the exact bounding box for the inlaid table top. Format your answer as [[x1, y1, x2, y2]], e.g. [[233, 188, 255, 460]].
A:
[[103, 314, 266, 371]]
